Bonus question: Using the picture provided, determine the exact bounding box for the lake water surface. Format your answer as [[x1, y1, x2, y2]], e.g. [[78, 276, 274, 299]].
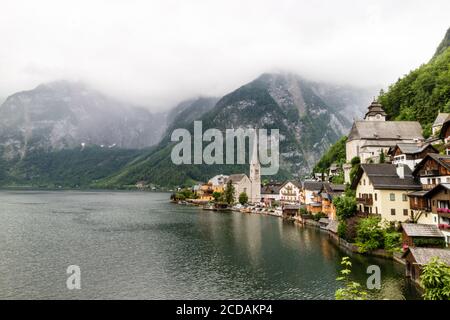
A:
[[0, 191, 420, 299]]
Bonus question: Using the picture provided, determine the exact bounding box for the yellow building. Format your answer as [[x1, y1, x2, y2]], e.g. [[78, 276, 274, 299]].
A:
[[351, 164, 422, 222]]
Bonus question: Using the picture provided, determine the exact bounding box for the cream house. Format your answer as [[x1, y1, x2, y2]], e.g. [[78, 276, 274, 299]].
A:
[[279, 181, 301, 203], [351, 164, 422, 222]]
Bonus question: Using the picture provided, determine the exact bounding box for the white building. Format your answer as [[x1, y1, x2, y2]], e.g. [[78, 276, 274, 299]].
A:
[[346, 101, 424, 164]]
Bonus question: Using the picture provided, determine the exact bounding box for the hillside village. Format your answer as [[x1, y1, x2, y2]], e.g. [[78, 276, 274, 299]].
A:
[[172, 99, 450, 286]]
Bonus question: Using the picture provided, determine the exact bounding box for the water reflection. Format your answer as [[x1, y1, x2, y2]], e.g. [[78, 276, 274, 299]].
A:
[[0, 191, 420, 299]]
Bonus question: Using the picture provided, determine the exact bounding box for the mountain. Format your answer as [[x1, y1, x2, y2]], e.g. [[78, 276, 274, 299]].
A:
[[434, 27, 450, 58], [0, 80, 167, 160], [97, 73, 373, 188], [378, 27, 450, 132]]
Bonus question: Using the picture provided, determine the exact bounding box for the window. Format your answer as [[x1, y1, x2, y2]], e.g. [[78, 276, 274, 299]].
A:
[[403, 209, 408, 216], [374, 193, 377, 201], [391, 209, 396, 215], [390, 193, 395, 201], [402, 194, 407, 201], [375, 207, 378, 214], [363, 179, 366, 186]]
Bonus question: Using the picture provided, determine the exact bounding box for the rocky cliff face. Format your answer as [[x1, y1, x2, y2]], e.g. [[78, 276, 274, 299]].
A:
[[97, 73, 373, 187], [0, 81, 167, 159]]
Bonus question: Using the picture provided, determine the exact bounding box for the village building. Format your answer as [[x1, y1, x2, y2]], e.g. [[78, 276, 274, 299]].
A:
[[423, 183, 450, 245], [261, 183, 282, 205], [388, 143, 438, 171], [351, 164, 422, 222], [279, 181, 301, 204], [208, 174, 229, 187], [432, 112, 450, 136], [197, 182, 215, 201], [318, 183, 345, 220], [440, 118, 450, 155], [412, 153, 450, 190], [226, 138, 261, 204], [282, 204, 300, 219], [400, 223, 445, 248], [402, 247, 450, 284], [301, 181, 323, 205], [328, 163, 341, 178], [345, 101, 423, 182]]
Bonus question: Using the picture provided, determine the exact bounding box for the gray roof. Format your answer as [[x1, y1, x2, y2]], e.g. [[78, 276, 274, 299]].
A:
[[392, 143, 436, 155], [227, 174, 247, 183], [261, 183, 283, 194], [353, 164, 422, 190], [303, 181, 323, 191], [401, 223, 444, 238], [319, 218, 330, 224], [348, 121, 423, 142], [283, 205, 300, 210], [404, 247, 450, 265], [432, 113, 450, 127]]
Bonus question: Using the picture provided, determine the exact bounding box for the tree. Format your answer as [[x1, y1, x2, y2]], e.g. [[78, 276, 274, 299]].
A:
[[224, 180, 235, 204], [335, 257, 367, 300], [238, 192, 248, 205], [212, 191, 222, 202], [355, 216, 384, 253], [333, 195, 357, 219], [421, 257, 450, 300]]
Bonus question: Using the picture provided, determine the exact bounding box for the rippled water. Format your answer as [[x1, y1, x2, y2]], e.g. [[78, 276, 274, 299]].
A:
[[0, 191, 420, 299]]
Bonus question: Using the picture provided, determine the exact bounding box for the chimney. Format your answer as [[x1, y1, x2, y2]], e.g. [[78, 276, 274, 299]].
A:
[[396, 164, 405, 179]]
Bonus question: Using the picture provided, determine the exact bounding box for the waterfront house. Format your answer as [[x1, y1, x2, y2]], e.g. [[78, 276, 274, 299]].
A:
[[301, 180, 323, 205], [319, 183, 345, 220], [407, 190, 434, 224], [345, 101, 423, 165], [282, 204, 300, 219], [197, 183, 215, 201], [388, 143, 438, 171], [402, 247, 450, 284], [400, 223, 445, 248], [279, 181, 301, 204], [351, 164, 422, 222], [261, 183, 282, 205], [412, 153, 450, 190]]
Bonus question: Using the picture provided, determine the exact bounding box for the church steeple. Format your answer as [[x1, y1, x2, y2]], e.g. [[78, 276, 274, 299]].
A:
[[249, 133, 261, 203], [364, 99, 387, 121]]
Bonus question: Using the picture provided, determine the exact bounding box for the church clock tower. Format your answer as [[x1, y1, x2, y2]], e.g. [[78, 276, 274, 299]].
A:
[[249, 135, 261, 203]]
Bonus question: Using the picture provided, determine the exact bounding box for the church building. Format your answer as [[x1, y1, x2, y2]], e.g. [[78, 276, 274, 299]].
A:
[[346, 100, 424, 164]]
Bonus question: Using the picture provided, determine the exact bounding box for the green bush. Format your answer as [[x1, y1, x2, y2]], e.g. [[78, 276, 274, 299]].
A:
[[413, 237, 447, 248], [313, 212, 328, 221], [421, 257, 450, 300], [238, 192, 248, 205], [355, 216, 384, 253], [337, 220, 347, 239], [333, 195, 357, 219], [383, 231, 402, 253]]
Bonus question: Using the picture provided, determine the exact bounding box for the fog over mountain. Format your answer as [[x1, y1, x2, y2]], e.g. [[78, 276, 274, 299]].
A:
[[1, 0, 449, 110]]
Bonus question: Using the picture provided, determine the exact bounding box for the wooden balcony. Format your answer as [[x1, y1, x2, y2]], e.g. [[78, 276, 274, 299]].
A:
[[419, 169, 439, 177], [357, 197, 373, 206]]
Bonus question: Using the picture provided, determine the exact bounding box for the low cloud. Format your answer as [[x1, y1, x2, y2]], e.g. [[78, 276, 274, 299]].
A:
[[0, 0, 449, 110]]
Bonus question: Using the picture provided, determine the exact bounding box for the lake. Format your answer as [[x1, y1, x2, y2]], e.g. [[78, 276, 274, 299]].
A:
[[0, 191, 420, 299]]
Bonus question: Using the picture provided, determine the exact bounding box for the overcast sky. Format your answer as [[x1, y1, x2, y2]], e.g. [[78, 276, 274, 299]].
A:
[[0, 0, 449, 110]]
